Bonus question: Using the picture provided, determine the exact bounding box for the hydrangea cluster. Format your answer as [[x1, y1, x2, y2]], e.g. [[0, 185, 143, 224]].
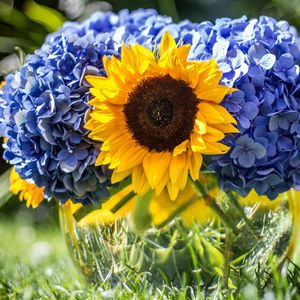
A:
[[2, 8, 300, 203], [185, 16, 300, 199], [0, 9, 192, 204]]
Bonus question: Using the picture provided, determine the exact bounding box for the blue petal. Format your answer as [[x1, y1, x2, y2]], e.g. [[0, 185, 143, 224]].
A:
[[238, 151, 256, 168], [60, 154, 78, 173], [241, 102, 259, 120], [259, 53, 276, 70]]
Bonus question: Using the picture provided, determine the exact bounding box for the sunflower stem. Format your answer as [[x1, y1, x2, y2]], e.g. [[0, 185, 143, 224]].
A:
[[189, 178, 238, 233], [157, 194, 199, 229], [111, 191, 136, 214], [227, 191, 259, 238], [222, 227, 233, 289], [73, 204, 99, 222], [158, 0, 179, 21]]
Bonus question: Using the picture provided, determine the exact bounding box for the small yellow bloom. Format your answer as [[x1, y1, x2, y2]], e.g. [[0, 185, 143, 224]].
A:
[[150, 183, 217, 227], [10, 167, 45, 208], [239, 189, 285, 210], [86, 32, 238, 201], [75, 185, 136, 226], [0, 81, 5, 90]]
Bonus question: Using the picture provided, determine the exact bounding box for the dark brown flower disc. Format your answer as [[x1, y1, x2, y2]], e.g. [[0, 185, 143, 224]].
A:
[[123, 75, 199, 152]]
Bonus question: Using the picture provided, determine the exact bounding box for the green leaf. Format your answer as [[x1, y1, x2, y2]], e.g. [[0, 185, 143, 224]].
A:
[[24, 1, 65, 33], [0, 168, 13, 207]]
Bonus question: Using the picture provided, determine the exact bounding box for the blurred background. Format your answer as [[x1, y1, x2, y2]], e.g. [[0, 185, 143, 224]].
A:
[[0, 0, 300, 223]]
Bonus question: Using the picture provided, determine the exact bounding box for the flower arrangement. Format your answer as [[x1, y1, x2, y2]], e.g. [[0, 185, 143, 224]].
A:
[[0, 8, 300, 290]]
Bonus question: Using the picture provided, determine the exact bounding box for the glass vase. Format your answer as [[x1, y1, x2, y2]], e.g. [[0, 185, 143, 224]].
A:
[[59, 183, 299, 290]]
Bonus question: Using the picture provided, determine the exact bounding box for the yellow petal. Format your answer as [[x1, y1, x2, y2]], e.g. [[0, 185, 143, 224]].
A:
[[132, 166, 150, 195], [200, 141, 230, 155], [90, 111, 115, 124], [160, 31, 177, 57], [197, 85, 237, 104], [116, 146, 147, 172], [95, 151, 111, 166], [190, 133, 207, 152], [211, 104, 237, 124], [194, 112, 207, 135], [203, 126, 225, 142], [213, 123, 239, 133], [198, 103, 236, 124], [101, 130, 131, 151], [173, 140, 189, 156], [167, 182, 180, 201], [143, 152, 171, 188], [111, 169, 131, 184], [154, 170, 170, 196], [78, 210, 116, 227], [189, 153, 203, 181], [176, 163, 189, 190], [176, 44, 191, 63], [86, 75, 118, 90], [169, 153, 187, 184]]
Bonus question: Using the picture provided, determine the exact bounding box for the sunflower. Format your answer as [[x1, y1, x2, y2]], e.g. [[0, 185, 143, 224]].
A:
[[86, 32, 238, 200], [10, 168, 45, 208]]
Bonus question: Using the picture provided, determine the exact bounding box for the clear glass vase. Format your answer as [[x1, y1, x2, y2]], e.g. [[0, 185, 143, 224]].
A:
[[59, 183, 298, 289]]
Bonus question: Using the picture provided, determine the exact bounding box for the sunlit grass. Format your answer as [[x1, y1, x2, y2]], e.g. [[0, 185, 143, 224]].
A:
[[0, 206, 299, 299]]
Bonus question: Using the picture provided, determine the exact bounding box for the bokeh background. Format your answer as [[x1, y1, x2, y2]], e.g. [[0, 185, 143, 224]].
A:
[[0, 0, 300, 224]]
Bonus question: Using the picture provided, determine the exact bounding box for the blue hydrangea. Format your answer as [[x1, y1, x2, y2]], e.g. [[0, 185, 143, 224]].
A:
[[187, 16, 300, 199], [0, 9, 191, 205], [3, 9, 299, 202]]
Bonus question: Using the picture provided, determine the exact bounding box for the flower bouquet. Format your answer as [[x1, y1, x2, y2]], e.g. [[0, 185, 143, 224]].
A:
[[1, 9, 300, 292]]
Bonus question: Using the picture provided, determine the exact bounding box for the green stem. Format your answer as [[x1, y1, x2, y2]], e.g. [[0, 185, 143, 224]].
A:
[[227, 191, 259, 238], [73, 204, 98, 222], [157, 195, 199, 229], [189, 178, 238, 233], [223, 228, 233, 289], [158, 0, 179, 21], [111, 191, 136, 214]]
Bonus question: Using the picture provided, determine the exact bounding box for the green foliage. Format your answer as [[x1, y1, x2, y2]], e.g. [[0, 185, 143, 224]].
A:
[[1, 212, 300, 300]]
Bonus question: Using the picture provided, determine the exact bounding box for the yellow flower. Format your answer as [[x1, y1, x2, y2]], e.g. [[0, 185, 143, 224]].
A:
[[10, 167, 45, 208], [75, 185, 136, 227], [86, 32, 238, 200], [0, 81, 4, 89], [239, 189, 285, 210], [150, 182, 217, 227]]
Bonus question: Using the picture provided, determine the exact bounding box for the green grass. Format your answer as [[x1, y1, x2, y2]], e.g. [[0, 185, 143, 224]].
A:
[[0, 208, 300, 300]]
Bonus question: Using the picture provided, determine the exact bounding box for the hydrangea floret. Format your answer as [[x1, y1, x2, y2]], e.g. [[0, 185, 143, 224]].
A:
[[187, 16, 300, 199]]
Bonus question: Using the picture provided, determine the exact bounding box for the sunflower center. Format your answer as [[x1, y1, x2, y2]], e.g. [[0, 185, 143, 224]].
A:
[[124, 75, 199, 152], [146, 98, 174, 127]]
